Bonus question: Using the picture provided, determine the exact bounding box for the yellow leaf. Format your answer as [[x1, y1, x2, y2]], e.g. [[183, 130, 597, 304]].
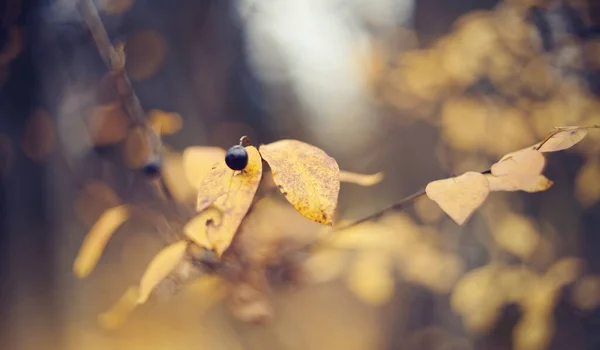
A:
[[197, 146, 263, 255], [425, 172, 489, 225], [536, 126, 589, 152], [485, 173, 553, 193], [492, 214, 540, 260], [346, 250, 394, 306], [183, 207, 222, 249], [137, 240, 189, 304], [73, 205, 130, 278], [328, 221, 396, 250], [571, 275, 600, 311], [575, 160, 600, 207], [183, 275, 228, 312], [182, 146, 226, 190], [147, 109, 183, 135], [339, 170, 384, 186], [513, 313, 553, 350], [161, 150, 196, 203], [301, 248, 346, 284], [259, 140, 340, 225], [491, 149, 546, 177], [97, 285, 140, 330]]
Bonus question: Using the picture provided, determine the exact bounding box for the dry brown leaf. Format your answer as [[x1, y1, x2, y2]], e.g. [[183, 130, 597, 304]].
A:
[[196, 146, 262, 255], [346, 250, 394, 306], [183, 207, 222, 249], [73, 205, 130, 278], [137, 240, 189, 304], [485, 174, 553, 193], [182, 146, 226, 190], [339, 170, 384, 186], [492, 149, 546, 177], [148, 109, 183, 135], [425, 172, 490, 225], [259, 140, 340, 225]]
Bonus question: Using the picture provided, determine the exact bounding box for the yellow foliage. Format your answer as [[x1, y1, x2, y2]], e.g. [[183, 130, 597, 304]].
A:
[[259, 139, 340, 225], [137, 240, 189, 304], [492, 148, 545, 177], [426, 171, 490, 225], [571, 275, 600, 311], [148, 109, 183, 135], [339, 170, 384, 187], [182, 146, 226, 190], [73, 205, 130, 278], [492, 213, 540, 260], [183, 207, 222, 249], [346, 250, 394, 306], [485, 174, 553, 193], [575, 159, 600, 207], [300, 248, 346, 284], [196, 146, 262, 255], [98, 285, 140, 330]]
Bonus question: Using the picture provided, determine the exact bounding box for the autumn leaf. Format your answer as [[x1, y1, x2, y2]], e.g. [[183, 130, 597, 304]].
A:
[[160, 149, 197, 203], [339, 170, 384, 186], [183, 206, 222, 249], [196, 146, 262, 255], [98, 285, 140, 330], [182, 146, 226, 190], [425, 171, 489, 225], [147, 109, 183, 135], [259, 140, 340, 225], [300, 248, 346, 284], [73, 205, 130, 278], [535, 126, 592, 152], [491, 148, 546, 177], [346, 250, 394, 306], [137, 240, 189, 304], [485, 174, 553, 193]]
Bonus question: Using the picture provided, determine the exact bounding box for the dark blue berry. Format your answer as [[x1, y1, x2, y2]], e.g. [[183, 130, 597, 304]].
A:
[[142, 158, 162, 177], [225, 145, 248, 171]]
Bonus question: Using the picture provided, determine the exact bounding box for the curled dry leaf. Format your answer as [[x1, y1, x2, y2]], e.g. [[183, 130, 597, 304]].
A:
[[182, 146, 226, 190], [73, 205, 130, 278], [485, 173, 553, 193], [259, 140, 340, 225], [98, 285, 140, 330], [425, 171, 490, 225], [183, 207, 222, 249], [137, 240, 189, 304], [346, 250, 394, 306], [339, 170, 384, 186], [196, 146, 262, 255]]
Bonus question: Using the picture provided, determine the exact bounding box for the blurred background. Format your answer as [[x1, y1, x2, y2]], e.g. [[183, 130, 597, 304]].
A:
[[2, 0, 600, 349]]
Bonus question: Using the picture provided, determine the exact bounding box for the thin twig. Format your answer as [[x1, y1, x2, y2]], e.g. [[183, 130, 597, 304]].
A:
[[76, 0, 171, 198], [332, 189, 426, 232]]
